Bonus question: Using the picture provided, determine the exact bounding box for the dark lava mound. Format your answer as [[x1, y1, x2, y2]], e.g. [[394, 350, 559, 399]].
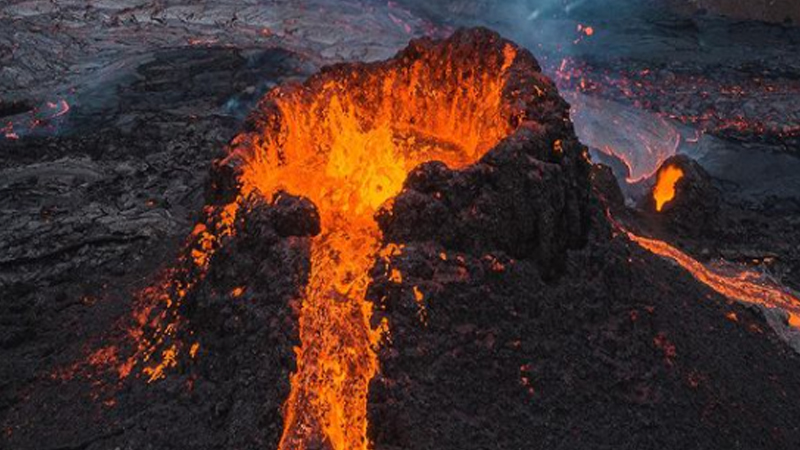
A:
[[2, 28, 800, 450]]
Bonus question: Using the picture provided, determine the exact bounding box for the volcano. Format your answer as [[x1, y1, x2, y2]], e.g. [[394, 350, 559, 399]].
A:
[[3, 17, 800, 450], [117, 28, 592, 449]]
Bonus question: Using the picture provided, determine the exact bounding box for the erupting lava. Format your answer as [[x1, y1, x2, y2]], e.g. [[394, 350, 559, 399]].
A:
[[653, 164, 684, 211], [218, 30, 541, 450]]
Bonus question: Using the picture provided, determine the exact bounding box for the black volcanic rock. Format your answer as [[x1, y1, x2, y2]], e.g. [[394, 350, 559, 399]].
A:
[[271, 193, 322, 238], [591, 163, 626, 211], [367, 148, 800, 450], [378, 128, 591, 277], [176, 196, 309, 450], [368, 224, 800, 450]]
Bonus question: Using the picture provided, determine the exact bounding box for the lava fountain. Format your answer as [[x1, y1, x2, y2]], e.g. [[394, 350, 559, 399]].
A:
[[211, 29, 553, 450]]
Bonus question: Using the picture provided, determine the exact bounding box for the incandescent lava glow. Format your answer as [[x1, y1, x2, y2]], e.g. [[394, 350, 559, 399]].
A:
[[653, 164, 684, 212], [627, 231, 800, 329], [220, 30, 538, 450]]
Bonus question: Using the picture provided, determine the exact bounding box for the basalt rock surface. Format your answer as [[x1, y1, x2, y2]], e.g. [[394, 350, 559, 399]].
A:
[[378, 128, 592, 278]]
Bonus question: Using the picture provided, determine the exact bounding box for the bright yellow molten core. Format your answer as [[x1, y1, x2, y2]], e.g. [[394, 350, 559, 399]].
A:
[[653, 164, 684, 212], [235, 41, 520, 450]]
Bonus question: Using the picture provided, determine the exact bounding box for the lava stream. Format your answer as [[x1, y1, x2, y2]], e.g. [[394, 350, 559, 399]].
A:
[[627, 231, 800, 328], [278, 226, 383, 450]]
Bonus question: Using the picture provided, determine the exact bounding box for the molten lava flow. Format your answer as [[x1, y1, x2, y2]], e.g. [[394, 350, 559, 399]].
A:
[[225, 35, 526, 450], [627, 231, 800, 328], [653, 164, 684, 211]]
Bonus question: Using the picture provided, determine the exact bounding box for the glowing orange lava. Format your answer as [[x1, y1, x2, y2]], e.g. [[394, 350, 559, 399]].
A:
[[220, 32, 535, 450], [116, 201, 239, 383], [627, 231, 800, 328], [653, 164, 684, 211]]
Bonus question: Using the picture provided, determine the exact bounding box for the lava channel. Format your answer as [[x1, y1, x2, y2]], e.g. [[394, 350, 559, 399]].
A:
[[627, 231, 800, 328]]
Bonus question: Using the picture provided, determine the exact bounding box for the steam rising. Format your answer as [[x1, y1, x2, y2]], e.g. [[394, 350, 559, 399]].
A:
[[393, 0, 659, 61]]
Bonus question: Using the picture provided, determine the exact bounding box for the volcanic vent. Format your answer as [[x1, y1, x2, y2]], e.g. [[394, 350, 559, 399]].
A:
[[204, 28, 590, 450]]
